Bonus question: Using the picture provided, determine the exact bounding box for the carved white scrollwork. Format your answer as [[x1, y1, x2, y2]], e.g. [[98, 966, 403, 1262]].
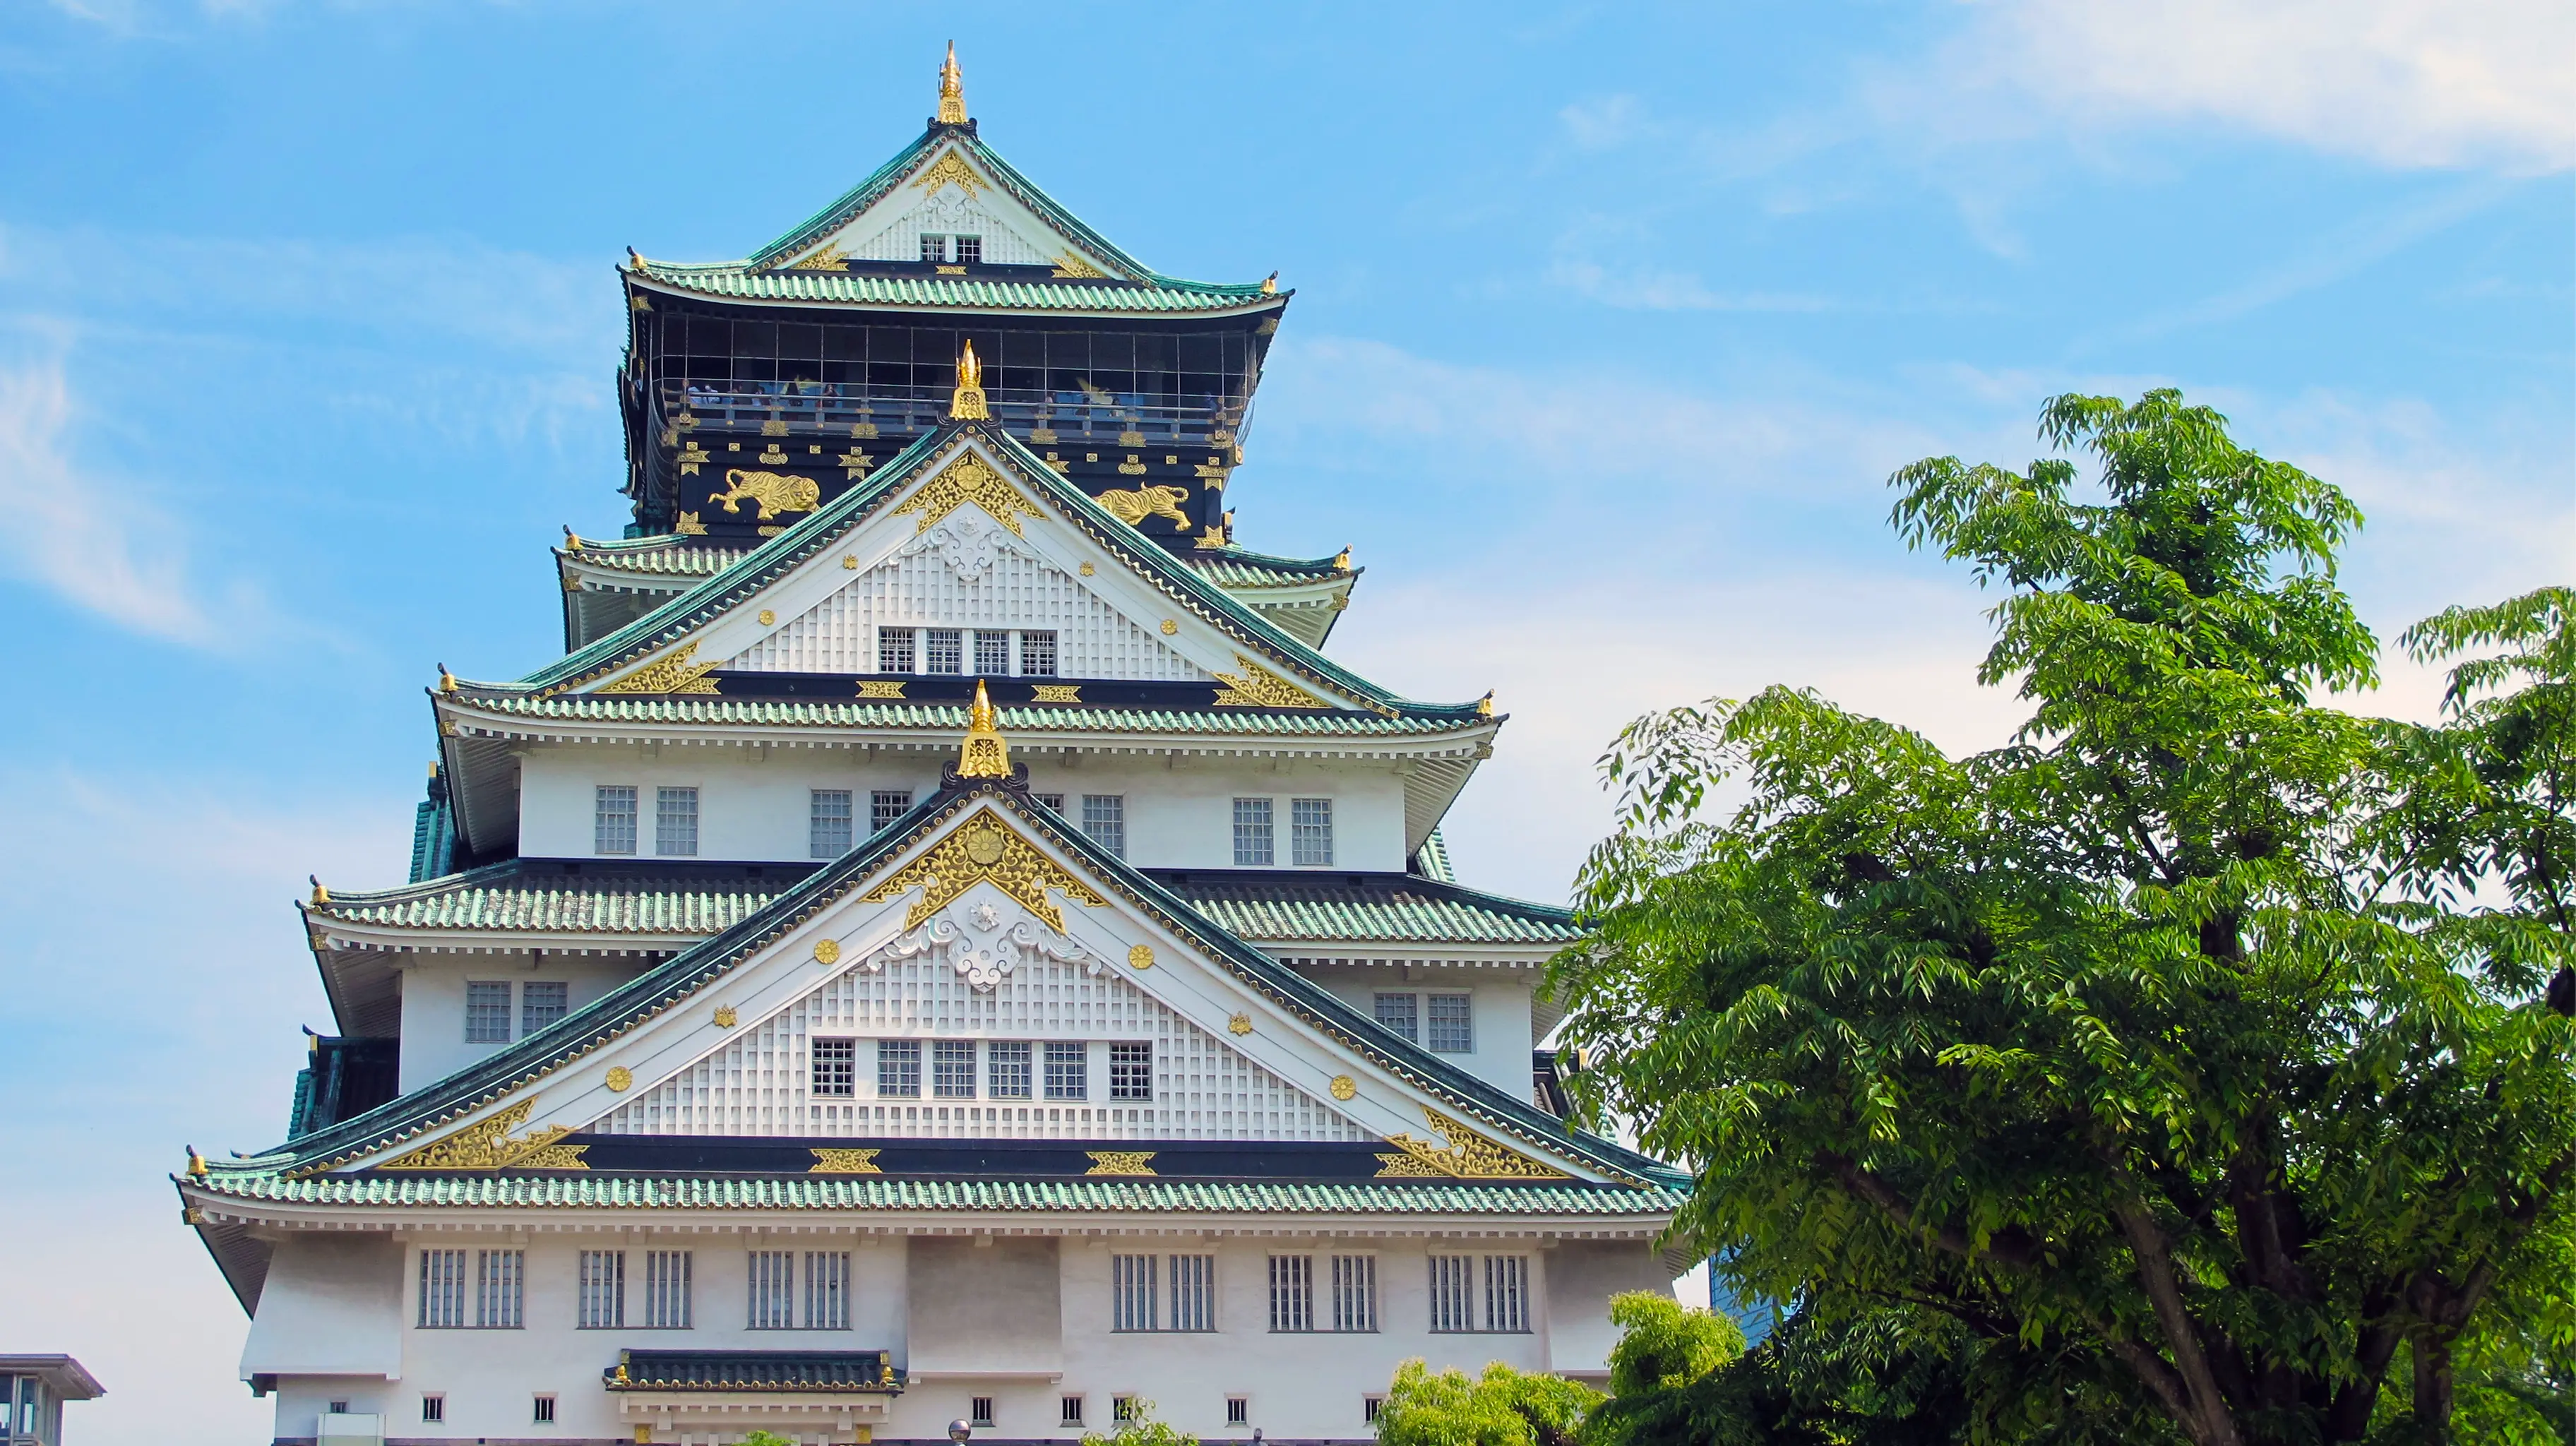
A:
[[852, 902, 1104, 993], [899, 508, 1036, 585]]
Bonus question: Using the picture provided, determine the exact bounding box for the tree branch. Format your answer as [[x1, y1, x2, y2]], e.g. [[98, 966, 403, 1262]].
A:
[[2110, 1196, 2244, 1446]]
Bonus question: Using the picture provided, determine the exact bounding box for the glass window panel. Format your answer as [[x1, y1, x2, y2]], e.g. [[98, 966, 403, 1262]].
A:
[[1044, 1041, 1087, 1100], [989, 1041, 1033, 1099], [1373, 993, 1418, 1043], [1292, 797, 1334, 866], [595, 785, 637, 855], [925, 628, 963, 674], [811, 789, 854, 858], [466, 981, 513, 1044], [811, 1038, 857, 1097], [520, 981, 568, 1036], [933, 1039, 977, 1098], [878, 1039, 921, 1097], [656, 787, 698, 856], [1233, 798, 1274, 866], [1109, 1041, 1152, 1100]]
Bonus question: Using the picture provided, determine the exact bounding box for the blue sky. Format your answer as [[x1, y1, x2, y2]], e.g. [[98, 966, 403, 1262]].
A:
[[0, 2, 2566, 1436]]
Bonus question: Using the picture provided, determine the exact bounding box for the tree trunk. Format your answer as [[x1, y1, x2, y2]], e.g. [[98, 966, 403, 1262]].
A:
[[2412, 1332, 2455, 1445]]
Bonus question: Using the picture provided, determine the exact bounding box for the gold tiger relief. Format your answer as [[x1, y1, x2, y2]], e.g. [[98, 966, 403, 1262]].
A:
[[710, 468, 821, 520]]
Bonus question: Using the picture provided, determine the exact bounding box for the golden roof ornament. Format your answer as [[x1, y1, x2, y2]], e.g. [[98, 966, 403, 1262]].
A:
[[562, 525, 583, 553], [1476, 691, 1496, 718], [949, 339, 989, 420], [309, 874, 330, 906], [957, 679, 1012, 777], [438, 662, 458, 693], [1333, 546, 1353, 571], [185, 1145, 208, 1179], [937, 41, 967, 125]]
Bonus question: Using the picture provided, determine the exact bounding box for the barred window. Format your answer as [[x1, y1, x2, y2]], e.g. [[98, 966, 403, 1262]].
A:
[[595, 784, 637, 854], [1292, 797, 1334, 866], [806, 1251, 852, 1330], [933, 1039, 977, 1098], [656, 787, 698, 856], [422, 1396, 445, 1424], [1035, 792, 1066, 813], [1111, 1253, 1157, 1331], [1364, 1397, 1385, 1425], [811, 1037, 857, 1098], [578, 1250, 624, 1329], [1061, 1397, 1085, 1426], [533, 1396, 556, 1425], [520, 980, 568, 1036], [974, 629, 1010, 675], [1486, 1255, 1530, 1332], [465, 981, 513, 1044], [1044, 1041, 1087, 1100], [925, 628, 963, 674], [1428, 1255, 1474, 1333], [1228, 1399, 1250, 1426], [1426, 1254, 1529, 1332], [954, 235, 982, 264], [872, 789, 913, 834], [879, 1039, 922, 1097], [747, 1250, 796, 1330], [418, 1248, 468, 1328], [1109, 1041, 1152, 1100], [1332, 1254, 1378, 1332], [989, 1040, 1033, 1099], [1170, 1254, 1217, 1331], [1268, 1255, 1313, 1332], [1373, 992, 1418, 1044], [919, 233, 947, 263], [1114, 1397, 1139, 1423], [1021, 631, 1057, 676], [811, 789, 854, 857], [644, 1250, 693, 1329], [1081, 794, 1125, 857], [878, 627, 917, 674], [1428, 993, 1474, 1053], [476, 1249, 524, 1328], [971, 1397, 996, 1428], [1232, 797, 1274, 866]]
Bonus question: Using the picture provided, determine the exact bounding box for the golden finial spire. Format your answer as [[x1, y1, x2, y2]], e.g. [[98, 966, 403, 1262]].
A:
[[957, 679, 1012, 777], [937, 41, 967, 125], [949, 339, 989, 419]]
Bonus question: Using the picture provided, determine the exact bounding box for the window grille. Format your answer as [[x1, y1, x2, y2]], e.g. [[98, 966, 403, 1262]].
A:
[[1111, 1253, 1157, 1331], [1035, 792, 1065, 813], [954, 235, 983, 264], [878, 627, 917, 674], [644, 1250, 693, 1328], [476, 1249, 524, 1328], [1268, 1255, 1313, 1332], [1043, 1041, 1087, 1099], [656, 787, 698, 856], [1081, 794, 1125, 857], [1227, 1399, 1250, 1426], [1373, 992, 1419, 1043], [919, 234, 946, 263], [1114, 1397, 1139, 1423], [871, 789, 913, 834], [878, 1039, 922, 1097], [465, 981, 513, 1044], [1021, 631, 1057, 676], [418, 1249, 467, 1327], [747, 1250, 796, 1330], [989, 1040, 1032, 1099], [1292, 797, 1334, 866], [811, 789, 854, 857], [925, 628, 963, 674], [578, 1250, 624, 1329], [974, 629, 1010, 675], [1485, 1255, 1530, 1332], [1171, 1254, 1217, 1330], [520, 980, 568, 1036], [1232, 797, 1274, 866], [971, 1397, 996, 1428], [811, 1037, 857, 1098], [1428, 993, 1474, 1053], [595, 784, 637, 854], [421, 1397, 445, 1424], [933, 1039, 977, 1098], [1364, 1397, 1385, 1425], [1331, 1255, 1378, 1332], [1061, 1397, 1085, 1426], [1109, 1041, 1152, 1100], [805, 1251, 852, 1330], [1427, 1255, 1474, 1332], [532, 1397, 556, 1425]]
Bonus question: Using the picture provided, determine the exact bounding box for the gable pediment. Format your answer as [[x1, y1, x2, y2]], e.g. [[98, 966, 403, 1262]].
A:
[[773, 141, 1121, 280]]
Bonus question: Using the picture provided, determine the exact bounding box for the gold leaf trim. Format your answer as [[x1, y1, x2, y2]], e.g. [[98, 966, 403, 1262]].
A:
[[1373, 1105, 1569, 1180], [788, 241, 852, 271], [378, 1101, 590, 1172], [1126, 944, 1155, 969], [604, 1067, 633, 1092], [1050, 251, 1107, 280], [1029, 684, 1082, 703], [857, 680, 908, 699], [600, 640, 722, 695], [892, 450, 1044, 537], [1212, 655, 1328, 710], [911, 151, 987, 196], [860, 808, 1107, 931], [1085, 1150, 1157, 1176], [810, 1147, 883, 1174]]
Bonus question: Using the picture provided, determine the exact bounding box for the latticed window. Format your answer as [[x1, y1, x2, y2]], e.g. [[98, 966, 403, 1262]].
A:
[[520, 981, 568, 1036], [811, 1038, 856, 1098], [954, 235, 982, 264], [1111, 1254, 1157, 1331], [1427, 1255, 1474, 1333], [1332, 1255, 1378, 1332], [1109, 1041, 1152, 1100], [879, 1039, 922, 1097], [1044, 1041, 1087, 1099], [872, 790, 913, 834], [974, 629, 1010, 675], [656, 787, 698, 856], [933, 1039, 977, 1098], [1081, 794, 1125, 857], [466, 981, 512, 1044], [476, 1249, 524, 1328], [1373, 993, 1418, 1043], [925, 628, 963, 674], [878, 627, 916, 674], [811, 789, 853, 857], [1169, 1255, 1217, 1331], [805, 1251, 851, 1330], [418, 1249, 467, 1327], [643, 1250, 693, 1329], [919, 233, 947, 263], [1268, 1255, 1313, 1332], [1232, 797, 1274, 866], [1021, 631, 1057, 676], [1292, 797, 1334, 866], [578, 1250, 624, 1329], [1428, 993, 1474, 1053], [989, 1041, 1032, 1099], [747, 1251, 795, 1330], [1485, 1255, 1530, 1332], [595, 784, 636, 854], [1035, 792, 1065, 813]]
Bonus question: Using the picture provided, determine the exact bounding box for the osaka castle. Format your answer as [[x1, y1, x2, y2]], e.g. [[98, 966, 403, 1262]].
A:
[[178, 48, 1686, 1446]]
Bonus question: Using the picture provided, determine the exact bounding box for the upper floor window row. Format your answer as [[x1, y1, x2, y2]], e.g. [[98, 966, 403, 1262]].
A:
[[1373, 991, 1474, 1054], [1233, 796, 1334, 867], [465, 979, 568, 1045], [878, 628, 1054, 677], [813, 1038, 1139, 1101], [600, 787, 1118, 859], [596, 785, 696, 857]]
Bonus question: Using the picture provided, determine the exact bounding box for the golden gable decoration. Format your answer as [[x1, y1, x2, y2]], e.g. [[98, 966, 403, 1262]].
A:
[[861, 808, 1107, 931], [809, 1147, 883, 1174], [1085, 1151, 1157, 1176], [912, 150, 986, 198], [1212, 655, 1328, 710], [1374, 1106, 1568, 1181], [378, 1100, 590, 1172], [893, 450, 1044, 537], [1050, 251, 1107, 280], [788, 241, 852, 271], [600, 640, 722, 695]]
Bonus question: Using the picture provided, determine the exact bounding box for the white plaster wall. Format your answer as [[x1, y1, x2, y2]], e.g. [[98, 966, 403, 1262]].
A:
[[517, 746, 1412, 873], [396, 952, 645, 1094], [243, 1234, 404, 1379], [1307, 974, 1538, 1099]]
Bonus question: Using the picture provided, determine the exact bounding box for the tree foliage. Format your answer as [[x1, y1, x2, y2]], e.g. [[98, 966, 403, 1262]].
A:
[[1376, 1359, 1602, 1446], [1549, 391, 2576, 1446], [1080, 1400, 1199, 1446]]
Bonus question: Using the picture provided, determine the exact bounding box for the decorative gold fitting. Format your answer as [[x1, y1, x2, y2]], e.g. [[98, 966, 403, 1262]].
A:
[[438, 664, 458, 693], [562, 526, 583, 552], [956, 679, 1013, 777], [1261, 272, 1278, 295], [186, 1146, 208, 1179], [1476, 691, 1496, 718], [309, 875, 330, 906], [950, 339, 990, 419], [936, 40, 968, 124]]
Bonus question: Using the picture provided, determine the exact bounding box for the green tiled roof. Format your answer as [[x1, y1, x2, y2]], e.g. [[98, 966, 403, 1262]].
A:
[[566, 539, 745, 578], [316, 864, 770, 936], [452, 695, 1474, 737], [1184, 548, 1354, 590], [634, 262, 1272, 315], [190, 1169, 1683, 1217], [1168, 876, 1580, 946]]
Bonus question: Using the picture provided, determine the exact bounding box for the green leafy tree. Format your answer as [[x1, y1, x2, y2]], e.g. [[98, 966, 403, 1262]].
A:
[[1605, 1290, 1745, 1397], [1375, 1359, 1601, 1446], [1081, 1400, 1198, 1446], [1549, 391, 2576, 1446]]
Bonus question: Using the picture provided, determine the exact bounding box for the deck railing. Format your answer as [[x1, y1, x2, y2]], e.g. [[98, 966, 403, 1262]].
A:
[[655, 380, 1247, 450]]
